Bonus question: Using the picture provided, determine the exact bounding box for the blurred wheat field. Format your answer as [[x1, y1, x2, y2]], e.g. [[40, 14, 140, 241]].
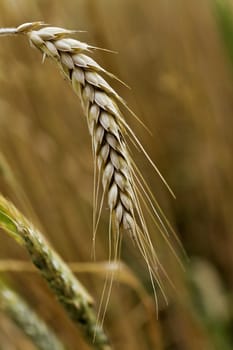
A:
[[0, 0, 233, 349]]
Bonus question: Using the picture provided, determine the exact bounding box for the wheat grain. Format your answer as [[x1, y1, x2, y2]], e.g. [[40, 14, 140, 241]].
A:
[[0, 22, 182, 317]]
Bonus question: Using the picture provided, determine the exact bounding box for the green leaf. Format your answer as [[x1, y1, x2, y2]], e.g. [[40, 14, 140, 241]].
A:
[[213, 0, 233, 68], [0, 208, 23, 245]]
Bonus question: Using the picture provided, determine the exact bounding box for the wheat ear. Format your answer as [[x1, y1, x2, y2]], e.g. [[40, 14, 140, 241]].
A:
[[0, 22, 181, 313], [0, 195, 111, 350], [0, 279, 66, 350]]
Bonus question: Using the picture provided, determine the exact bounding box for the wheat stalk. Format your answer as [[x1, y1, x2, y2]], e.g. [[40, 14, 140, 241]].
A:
[[0, 279, 66, 350], [0, 22, 182, 317]]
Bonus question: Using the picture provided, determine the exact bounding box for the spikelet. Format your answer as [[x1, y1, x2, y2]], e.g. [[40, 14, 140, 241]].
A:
[[4, 22, 183, 320]]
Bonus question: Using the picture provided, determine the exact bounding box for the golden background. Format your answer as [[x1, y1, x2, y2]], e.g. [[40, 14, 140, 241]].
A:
[[0, 1, 232, 349]]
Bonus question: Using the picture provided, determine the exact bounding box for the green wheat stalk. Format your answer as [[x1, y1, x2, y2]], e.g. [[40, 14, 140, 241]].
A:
[[0, 278, 66, 350], [0, 194, 111, 350]]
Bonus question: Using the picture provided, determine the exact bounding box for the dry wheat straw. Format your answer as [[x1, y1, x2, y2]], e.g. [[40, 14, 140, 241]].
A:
[[0, 22, 182, 317]]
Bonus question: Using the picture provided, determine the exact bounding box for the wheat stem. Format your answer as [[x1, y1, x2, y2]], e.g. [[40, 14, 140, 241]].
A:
[[0, 259, 148, 301], [0, 195, 111, 350], [0, 27, 17, 36], [0, 279, 66, 350]]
